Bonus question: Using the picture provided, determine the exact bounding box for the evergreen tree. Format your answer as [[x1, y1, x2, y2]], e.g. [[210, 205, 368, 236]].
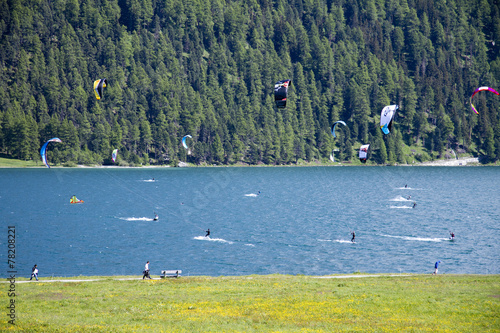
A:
[[483, 127, 496, 162], [377, 135, 388, 164]]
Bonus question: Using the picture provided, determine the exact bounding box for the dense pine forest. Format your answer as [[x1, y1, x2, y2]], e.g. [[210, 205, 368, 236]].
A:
[[0, 0, 499, 166]]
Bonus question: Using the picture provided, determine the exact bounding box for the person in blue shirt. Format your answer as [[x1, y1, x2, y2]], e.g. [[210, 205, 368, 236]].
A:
[[433, 260, 441, 275]]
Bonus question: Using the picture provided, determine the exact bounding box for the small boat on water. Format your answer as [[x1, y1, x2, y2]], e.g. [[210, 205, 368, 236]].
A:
[[70, 195, 84, 204]]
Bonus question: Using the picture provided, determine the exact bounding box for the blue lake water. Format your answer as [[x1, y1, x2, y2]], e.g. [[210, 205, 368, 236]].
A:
[[1, 166, 499, 278]]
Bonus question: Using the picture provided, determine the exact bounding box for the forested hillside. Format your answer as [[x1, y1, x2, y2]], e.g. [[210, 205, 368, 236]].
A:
[[1, 0, 499, 166]]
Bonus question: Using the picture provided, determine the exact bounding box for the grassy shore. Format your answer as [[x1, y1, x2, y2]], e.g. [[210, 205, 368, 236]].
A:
[[0, 156, 485, 168], [2, 274, 499, 332], [0, 157, 41, 168]]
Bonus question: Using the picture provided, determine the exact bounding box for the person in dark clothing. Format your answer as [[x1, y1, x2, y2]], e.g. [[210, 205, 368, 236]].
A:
[[351, 231, 355, 243], [205, 229, 210, 237], [143, 261, 151, 279], [30, 264, 38, 281]]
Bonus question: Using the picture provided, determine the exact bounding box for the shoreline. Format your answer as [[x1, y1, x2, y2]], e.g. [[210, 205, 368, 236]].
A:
[[0, 156, 485, 168]]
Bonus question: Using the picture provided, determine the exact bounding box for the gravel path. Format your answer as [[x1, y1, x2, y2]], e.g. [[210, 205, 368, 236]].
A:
[[4, 274, 415, 283]]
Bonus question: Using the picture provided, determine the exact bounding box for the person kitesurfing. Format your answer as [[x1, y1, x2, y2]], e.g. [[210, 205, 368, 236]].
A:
[[450, 231, 455, 240], [350, 231, 355, 243], [413, 202, 417, 208], [205, 229, 210, 237], [153, 212, 158, 221]]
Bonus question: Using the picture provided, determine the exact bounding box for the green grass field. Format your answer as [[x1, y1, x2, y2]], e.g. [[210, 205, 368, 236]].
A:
[[0, 157, 41, 168], [2, 274, 498, 332]]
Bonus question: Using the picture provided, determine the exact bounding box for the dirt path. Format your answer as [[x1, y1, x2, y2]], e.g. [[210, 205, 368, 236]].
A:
[[2, 277, 159, 284], [4, 274, 414, 283]]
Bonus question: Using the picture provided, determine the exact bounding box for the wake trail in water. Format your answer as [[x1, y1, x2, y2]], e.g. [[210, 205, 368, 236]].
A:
[[389, 205, 413, 209], [318, 239, 355, 244], [118, 217, 156, 222], [193, 236, 234, 244], [390, 196, 411, 202], [244, 193, 259, 197], [380, 234, 450, 242]]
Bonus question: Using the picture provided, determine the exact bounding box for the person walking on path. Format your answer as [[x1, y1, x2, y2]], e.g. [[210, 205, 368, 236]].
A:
[[433, 261, 441, 275], [143, 261, 151, 279], [30, 264, 38, 281]]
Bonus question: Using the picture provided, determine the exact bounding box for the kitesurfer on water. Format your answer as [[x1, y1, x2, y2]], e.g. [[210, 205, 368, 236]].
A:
[[205, 229, 210, 237], [450, 232, 455, 240], [413, 202, 417, 208], [351, 231, 355, 243], [153, 213, 158, 221]]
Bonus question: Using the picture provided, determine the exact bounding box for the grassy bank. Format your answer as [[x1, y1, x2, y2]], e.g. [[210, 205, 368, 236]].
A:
[[0, 156, 486, 168], [0, 157, 41, 168], [2, 274, 499, 332]]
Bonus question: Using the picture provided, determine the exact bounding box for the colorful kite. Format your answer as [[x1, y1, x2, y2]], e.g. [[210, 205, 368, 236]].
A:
[[359, 144, 370, 163], [93, 78, 107, 100], [40, 138, 62, 168], [380, 105, 398, 135], [274, 79, 291, 108], [331, 121, 347, 138], [182, 135, 193, 150], [470, 87, 499, 114]]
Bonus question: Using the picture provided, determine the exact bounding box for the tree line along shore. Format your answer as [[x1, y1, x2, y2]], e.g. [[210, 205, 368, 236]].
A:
[[1, 1, 499, 168]]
